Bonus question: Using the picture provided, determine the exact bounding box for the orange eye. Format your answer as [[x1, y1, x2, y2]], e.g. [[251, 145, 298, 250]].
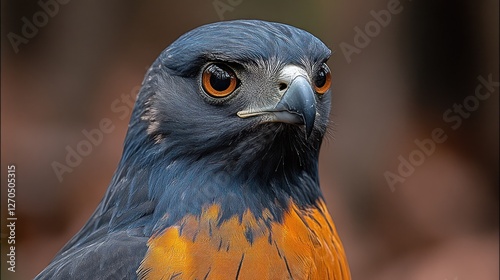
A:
[[313, 64, 332, 94], [202, 63, 238, 98]]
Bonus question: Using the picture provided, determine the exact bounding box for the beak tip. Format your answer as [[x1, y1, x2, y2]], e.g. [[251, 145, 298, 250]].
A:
[[304, 116, 314, 139]]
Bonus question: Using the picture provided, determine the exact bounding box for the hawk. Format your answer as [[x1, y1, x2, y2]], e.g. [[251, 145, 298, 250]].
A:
[[36, 20, 351, 280]]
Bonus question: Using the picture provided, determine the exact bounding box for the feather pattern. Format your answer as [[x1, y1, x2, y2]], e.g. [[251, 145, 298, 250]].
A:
[[35, 20, 350, 279]]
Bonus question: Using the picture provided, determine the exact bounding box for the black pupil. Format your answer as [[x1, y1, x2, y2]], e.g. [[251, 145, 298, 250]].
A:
[[315, 69, 327, 88], [209, 65, 232, 91]]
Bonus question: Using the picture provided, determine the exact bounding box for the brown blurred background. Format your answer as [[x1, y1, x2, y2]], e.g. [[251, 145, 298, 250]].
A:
[[1, 0, 498, 279]]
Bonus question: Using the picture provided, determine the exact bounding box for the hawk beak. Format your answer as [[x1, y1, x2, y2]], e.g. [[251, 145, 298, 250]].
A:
[[273, 76, 316, 138], [237, 76, 317, 138]]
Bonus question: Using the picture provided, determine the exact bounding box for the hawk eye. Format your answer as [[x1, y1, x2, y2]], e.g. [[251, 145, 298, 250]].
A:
[[202, 63, 238, 98], [313, 64, 332, 95]]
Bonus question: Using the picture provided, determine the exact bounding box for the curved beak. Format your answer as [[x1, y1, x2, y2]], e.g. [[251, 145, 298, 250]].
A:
[[237, 76, 317, 138], [273, 76, 316, 137]]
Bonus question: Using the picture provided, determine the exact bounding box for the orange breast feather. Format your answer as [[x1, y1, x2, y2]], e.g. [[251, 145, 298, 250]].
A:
[[138, 200, 350, 279]]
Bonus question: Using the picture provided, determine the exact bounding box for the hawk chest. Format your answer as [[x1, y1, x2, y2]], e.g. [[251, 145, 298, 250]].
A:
[[138, 201, 350, 280]]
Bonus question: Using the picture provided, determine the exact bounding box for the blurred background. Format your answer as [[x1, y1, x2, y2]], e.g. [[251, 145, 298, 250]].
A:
[[1, 0, 498, 279]]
